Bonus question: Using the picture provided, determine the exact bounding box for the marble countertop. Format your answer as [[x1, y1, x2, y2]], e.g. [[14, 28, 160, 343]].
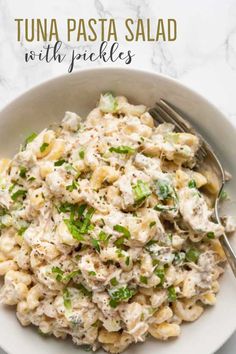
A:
[[0, 0, 235, 353]]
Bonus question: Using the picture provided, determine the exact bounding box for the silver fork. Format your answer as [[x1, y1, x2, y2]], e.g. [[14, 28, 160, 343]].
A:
[[149, 99, 236, 277]]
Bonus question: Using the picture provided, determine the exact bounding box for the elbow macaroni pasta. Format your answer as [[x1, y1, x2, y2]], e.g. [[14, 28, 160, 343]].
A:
[[0, 94, 234, 353]]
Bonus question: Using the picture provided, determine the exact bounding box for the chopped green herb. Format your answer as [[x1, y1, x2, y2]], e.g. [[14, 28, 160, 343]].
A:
[[155, 180, 172, 200], [99, 92, 118, 113], [28, 176, 36, 182], [19, 166, 27, 178], [207, 232, 215, 239], [109, 299, 119, 308], [154, 266, 165, 285], [186, 248, 200, 263], [24, 132, 37, 146], [109, 146, 135, 154], [125, 256, 130, 266], [188, 179, 197, 188], [173, 252, 185, 265], [79, 207, 95, 234], [114, 236, 126, 247], [132, 180, 151, 203], [79, 150, 85, 159], [54, 159, 66, 166], [63, 288, 71, 310], [64, 219, 85, 241], [52, 266, 64, 281], [59, 202, 75, 213], [63, 270, 81, 282], [76, 283, 92, 297], [116, 248, 125, 258], [140, 276, 148, 284], [18, 226, 28, 236], [11, 189, 27, 201], [40, 142, 49, 153], [98, 231, 108, 242], [108, 286, 135, 308], [110, 277, 118, 286], [9, 184, 16, 193], [91, 238, 100, 253], [63, 205, 94, 240], [149, 221, 156, 228], [113, 224, 131, 239], [66, 180, 79, 192], [167, 286, 177, 302], [88, 271, 96, 276]]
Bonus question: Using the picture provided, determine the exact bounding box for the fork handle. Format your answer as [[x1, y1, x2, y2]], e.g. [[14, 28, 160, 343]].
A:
[[219, 233, 236, 277]]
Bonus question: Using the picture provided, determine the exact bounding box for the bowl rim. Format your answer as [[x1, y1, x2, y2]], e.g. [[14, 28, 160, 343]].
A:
[[0, 66, 235, 354], [1, 66, 235, 132]]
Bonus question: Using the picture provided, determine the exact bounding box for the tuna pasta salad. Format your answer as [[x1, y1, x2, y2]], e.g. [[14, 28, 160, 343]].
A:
[[0, 94, 234, 353]]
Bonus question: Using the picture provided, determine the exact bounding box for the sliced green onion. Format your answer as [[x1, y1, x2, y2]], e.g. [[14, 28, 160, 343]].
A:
[[91, 238, 100, 253], [59, 202, 75, 213], [155, 179, 173, 200], [79, 150, 85, 159], [63, 270, 81, 282], [99, 92, 118, 113], [24, 132, 37, 146], [186, 248, 200, 263], [19, 166, 27, 178], [40, 142, 49, 153], [188, 179, 197, 188], [114, 236, 126, 247], [98, 231, 108, 242], [149, 221, 156, 228], [113, 224, 131, 239], [167, 286, 177, 302], [18, 227, 27, 236], [11, 189, 27, 201], [52, 266, 64, 281], [173, 252, 185, 265], [63, 288, 72, 310], [108, 286, 135, 307], [154, 266, 165, 285], [132, 180, 151, 203], [125, 256, 130, 266], [66, 180, 79, 192], [207, 231, 215, 239], [109, 146, 135, 154], [54, 159, 66, 166], [28, 176, 36, 182]]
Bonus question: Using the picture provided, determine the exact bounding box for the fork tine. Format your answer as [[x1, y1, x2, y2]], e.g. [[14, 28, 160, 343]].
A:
[[159, 100, 193, 132], [150, 99, 209, 163], [150, 105, 185, 132], [158, 100, 210, 159], [149, 108, 166, 125]]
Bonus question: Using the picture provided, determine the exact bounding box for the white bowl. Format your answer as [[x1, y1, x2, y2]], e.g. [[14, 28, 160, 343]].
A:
[[0, 67, 235, 354]]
